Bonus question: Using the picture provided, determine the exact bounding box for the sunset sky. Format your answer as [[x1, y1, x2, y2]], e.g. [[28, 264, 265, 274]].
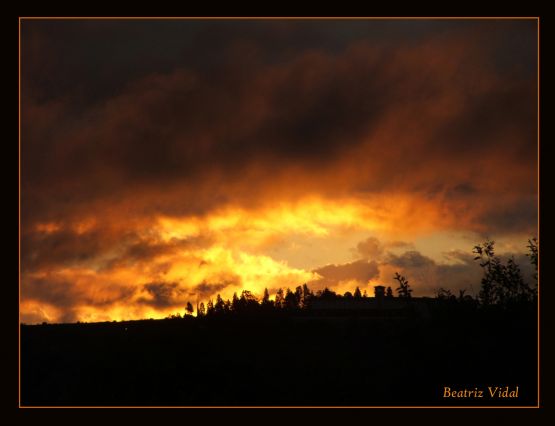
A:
[[20, 19, 538, 324]]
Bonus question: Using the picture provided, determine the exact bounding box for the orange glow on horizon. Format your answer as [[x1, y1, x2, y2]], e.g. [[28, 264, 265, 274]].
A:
[[21, 194, 534, 324]]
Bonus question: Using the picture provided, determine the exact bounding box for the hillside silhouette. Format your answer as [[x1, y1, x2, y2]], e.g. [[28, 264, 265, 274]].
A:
[[20, 239, 538, 406]]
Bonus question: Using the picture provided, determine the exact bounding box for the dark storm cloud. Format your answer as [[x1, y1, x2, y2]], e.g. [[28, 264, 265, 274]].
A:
[[138, 281, 184, 308], [20, 221, 212, 273], [21, 20, 201, 105], [22, 276, 83, 309], [22, 274, 137, 309], [21, 227, 117, 271], [429, 79, 537, 169], [21, 19, 536, 105], [102, 235, 214, 271], [21, 19, 537, 235], [193, 279, 240, 298], [477, 195, 539, 235]]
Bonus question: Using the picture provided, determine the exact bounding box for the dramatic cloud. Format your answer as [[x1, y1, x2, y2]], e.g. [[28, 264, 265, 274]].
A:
[[312, 259, 380, 289], [193, 280, 237, 299], [386, 251, 436, 269], [355, 237, 384, 260], [138, 281, 185, 308], [20, 19, 538, 323]]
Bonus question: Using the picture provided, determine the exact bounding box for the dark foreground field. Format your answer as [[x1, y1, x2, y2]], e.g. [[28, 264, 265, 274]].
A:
[[21, 309, 537, 406]]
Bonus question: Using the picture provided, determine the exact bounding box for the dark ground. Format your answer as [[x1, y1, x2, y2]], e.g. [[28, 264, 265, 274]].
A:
[[20, 308, 538, 407]]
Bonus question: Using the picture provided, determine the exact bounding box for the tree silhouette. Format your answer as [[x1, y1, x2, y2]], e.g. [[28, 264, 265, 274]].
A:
[[206, 299, 215, 316], [526, 237, 538, 282], [386, 286, 393, 298], [394, 272, 412, 298], [284, 288, 297, 309], [301, 283, 313, 308], [262, 288, 271, 306], [198, 302, 205, 317], [353, 287, 362, 299], [294, 286, 303, 307], [473, 240, 534, 307], [214, 294, 226, 315], [275, 288, 285, 309], [506, 256, 528, 302], [318, 287, 338, 300], [231, 292, 240, 312], [435, 288, 454, 300], [242, 290, 257, 304], [472, 240, 497, 305], [236, 290, 259, 313], [185, 302, 194, 316]]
